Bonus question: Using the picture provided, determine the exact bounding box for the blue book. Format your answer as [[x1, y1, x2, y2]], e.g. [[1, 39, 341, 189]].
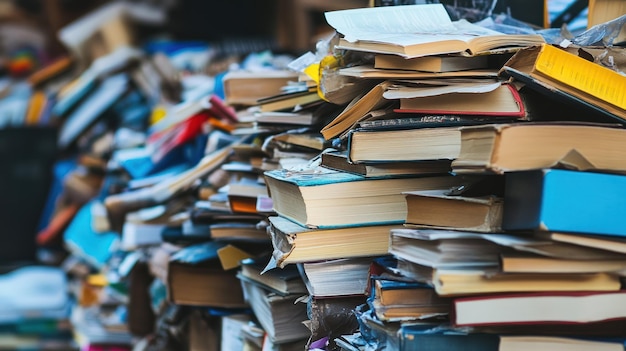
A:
[[504, 169, 626, 237], [64, 201, 119, 268], [264, 168, 464, 228], [398, 325, 499, 351]]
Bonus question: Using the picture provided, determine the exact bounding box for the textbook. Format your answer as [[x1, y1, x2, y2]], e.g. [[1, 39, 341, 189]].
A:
[[451, 122, 626, 174], [325, 4, 545, 58], [263, 167, 465, 228], [503, 169, 626, 237]]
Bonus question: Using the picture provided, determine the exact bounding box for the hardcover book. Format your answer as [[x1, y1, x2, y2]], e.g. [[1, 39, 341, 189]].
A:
[[451, 122, 626, 174], [503, 169, 626, 237], [264, 167, 465, 228]]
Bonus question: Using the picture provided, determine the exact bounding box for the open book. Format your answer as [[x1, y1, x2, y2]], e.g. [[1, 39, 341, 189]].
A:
[[325, 4, 545, 58]]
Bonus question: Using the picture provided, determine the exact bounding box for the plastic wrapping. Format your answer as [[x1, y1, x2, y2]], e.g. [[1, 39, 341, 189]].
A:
[[572, 14, 626, 47]]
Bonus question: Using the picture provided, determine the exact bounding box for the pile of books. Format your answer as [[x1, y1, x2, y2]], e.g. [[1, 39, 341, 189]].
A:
[[6, 1, 626, 351]]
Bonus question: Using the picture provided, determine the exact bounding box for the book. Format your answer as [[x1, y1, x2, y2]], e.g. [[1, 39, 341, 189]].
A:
[[433, 268, 620, 296], [503, 169, 626, 237], [403, 190, 503, 232], [389, 228, 505, 269], [238, 256, 307, 296], [540, 232, 626, 255], [347, 125, 462, 164], [451, 122, 626, 174], [239, 279, 310, 344], [338, 65, 499, 79], [453, 290, 626, 327], [320, 80, 393, 140], [0, 266, 70, 324], [321, 151, 451, 178], [256, 91, 322, 113], [297, 257, 373, 298], [227, 182, 271, 214], [325, 4, 545, 58], [499, 336, 626, 351], [264, 168, 465, 228], [222, 69, 300, 106], [57, 73, 129, 149], [374, 53, 489, 72], [396, 324, 499, 351], [499, 252, 626, 274], [500, 44, 626, 123], [267, 216, 401, 268], [370, 278, 451, 322], [167, 241, 251, 308], [392, 83, 527, 117], [389, 228, 626, 270]]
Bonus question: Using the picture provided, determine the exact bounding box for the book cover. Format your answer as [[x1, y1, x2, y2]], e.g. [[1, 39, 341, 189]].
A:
[[503, 169, 626, 237], [397, 324, 499, 351]]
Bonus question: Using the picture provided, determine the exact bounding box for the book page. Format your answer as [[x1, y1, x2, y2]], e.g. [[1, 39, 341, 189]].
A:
[[325, 4, 456, 42]]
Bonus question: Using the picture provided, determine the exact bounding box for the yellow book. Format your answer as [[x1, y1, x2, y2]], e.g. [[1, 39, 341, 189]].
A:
[[24, 90, 47, 125], [533, 43, 626, 110], [502, 44, 626, 121]]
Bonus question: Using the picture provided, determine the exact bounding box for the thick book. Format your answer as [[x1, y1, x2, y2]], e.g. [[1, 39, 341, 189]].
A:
[[453, 290, 626, 327], [403, 190, 503, 232], [239, 279, 310, 344], [500, 252, 626, 274], [451, 122, 626, 174], [325, 4, 545, 58], [320, 151, 451, 178], [263, 167, 465, 228], [237, 256, 307, 296], [370, 278, 451, 322], [396, 324, 499, 351], [267, 216, 401, 268], [167, 241, 254, 308], [297, 257, 373, 298], [392, 83, 527, 118], [222, 69, 300, 106], [347, 125, 462, 164], [433, 268, 620, 296], [503, 169, 626, 237], [500, 44, 626, 124], [374, 53, 489, 72]]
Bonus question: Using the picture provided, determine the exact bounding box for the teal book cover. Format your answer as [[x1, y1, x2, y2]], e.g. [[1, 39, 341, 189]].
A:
[[264, 167, 367, 187], [64, 201, 119, 269], [504, 169, 626, 237]]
